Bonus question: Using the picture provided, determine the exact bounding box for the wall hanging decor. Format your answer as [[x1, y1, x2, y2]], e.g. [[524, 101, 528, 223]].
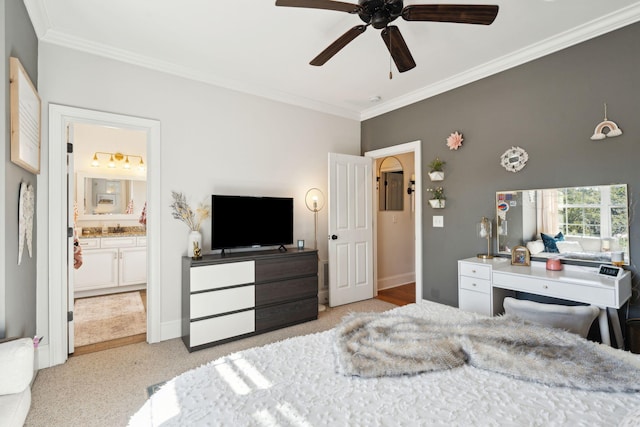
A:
[[500, 146, 528, 173], [9, 57, 41, 174], [18, 181, 34, 264], [446, 131, 464, 150], [427, 186, 445, 208], [590, 103, 622, 140], [427, 157, 445, 181]]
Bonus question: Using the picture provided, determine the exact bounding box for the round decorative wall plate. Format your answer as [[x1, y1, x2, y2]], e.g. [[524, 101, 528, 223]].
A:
[[500, 146, 528, 173]]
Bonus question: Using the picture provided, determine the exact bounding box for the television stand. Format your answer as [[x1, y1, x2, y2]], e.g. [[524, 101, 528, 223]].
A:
[[181, 248, 318, 351]]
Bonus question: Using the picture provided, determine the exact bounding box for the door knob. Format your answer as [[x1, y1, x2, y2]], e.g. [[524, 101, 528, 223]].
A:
[[331, 235, 338, 240]]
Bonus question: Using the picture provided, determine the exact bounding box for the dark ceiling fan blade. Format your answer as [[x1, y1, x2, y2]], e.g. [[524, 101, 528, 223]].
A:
[[310, 25, 367, 66], [275, 0, 361, 14], [381, 26, 416, 73], [402, 4, 499, 25]]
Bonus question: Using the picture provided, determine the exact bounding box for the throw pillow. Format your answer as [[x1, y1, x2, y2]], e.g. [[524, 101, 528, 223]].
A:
[[541, 232, 564, 253]]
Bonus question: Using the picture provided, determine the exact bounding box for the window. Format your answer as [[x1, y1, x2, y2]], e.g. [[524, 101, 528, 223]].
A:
[[558, 185, 626, 239]]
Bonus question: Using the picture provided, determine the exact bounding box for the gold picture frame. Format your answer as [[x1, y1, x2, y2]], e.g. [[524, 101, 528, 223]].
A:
[[511, 245, 531, 266], [9, 57, 41, 174]]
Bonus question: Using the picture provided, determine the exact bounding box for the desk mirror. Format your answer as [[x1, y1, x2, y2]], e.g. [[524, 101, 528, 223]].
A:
[[496, 184, 629, 265], [76, 172, 147, 220]]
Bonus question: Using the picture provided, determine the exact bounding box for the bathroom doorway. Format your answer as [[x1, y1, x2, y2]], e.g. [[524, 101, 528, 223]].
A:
[[48, 105, 161, 366]]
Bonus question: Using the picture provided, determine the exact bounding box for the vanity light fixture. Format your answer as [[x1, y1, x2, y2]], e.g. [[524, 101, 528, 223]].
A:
[[477, 216, 494, 259], [91, 151, 145, 172]]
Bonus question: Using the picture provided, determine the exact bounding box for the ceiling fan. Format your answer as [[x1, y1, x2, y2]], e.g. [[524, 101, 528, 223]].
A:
[[275, 0, 499, 73]]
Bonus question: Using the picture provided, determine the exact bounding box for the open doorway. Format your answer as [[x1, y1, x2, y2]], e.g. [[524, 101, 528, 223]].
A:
[[374, 152, 416, 306], [48, 105, 161, 367], [365, 141, 423, 305], [71, 123, 148, 355]]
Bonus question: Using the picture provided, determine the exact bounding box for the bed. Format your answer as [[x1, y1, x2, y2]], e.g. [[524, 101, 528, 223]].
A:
[[129, 300, 640, 426]]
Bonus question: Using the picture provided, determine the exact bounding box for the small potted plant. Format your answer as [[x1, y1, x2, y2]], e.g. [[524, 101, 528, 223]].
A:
[[428, 157, 446, 181], [427, 186, 445, 208]]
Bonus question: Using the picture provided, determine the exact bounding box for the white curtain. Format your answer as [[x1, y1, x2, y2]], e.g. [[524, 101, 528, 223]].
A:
[[536, 189, 560, 235]]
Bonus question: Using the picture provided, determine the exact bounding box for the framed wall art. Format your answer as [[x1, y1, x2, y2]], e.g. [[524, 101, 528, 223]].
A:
[[9, 57, 41, 174]]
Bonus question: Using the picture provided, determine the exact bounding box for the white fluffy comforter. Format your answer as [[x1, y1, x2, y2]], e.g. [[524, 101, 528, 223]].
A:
[[130, 301, 640, 426]]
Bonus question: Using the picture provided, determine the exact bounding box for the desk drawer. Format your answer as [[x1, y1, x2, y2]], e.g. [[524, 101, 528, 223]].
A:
[[459, 288, 491, 316], [459, 262, 491, 281], [190, 285, 255, 319], [459, 276, 491, 294], [492, 272, 616, 307]]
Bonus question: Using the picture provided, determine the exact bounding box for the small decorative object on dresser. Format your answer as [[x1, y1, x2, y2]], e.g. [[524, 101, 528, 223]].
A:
[[546, 257, 562, 271], [170, 191, 210, 257], [192, 239, 202, 260], [511, 245, 530, 266]]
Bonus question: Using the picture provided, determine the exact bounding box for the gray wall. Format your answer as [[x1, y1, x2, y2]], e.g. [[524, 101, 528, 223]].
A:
[[362, 22, 640, 315], [2, 0, 39, 339]]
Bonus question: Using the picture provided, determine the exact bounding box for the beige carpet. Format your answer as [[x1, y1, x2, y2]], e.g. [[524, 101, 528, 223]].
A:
[[74, 292, 146, 347], [27, 298, 397, 427]]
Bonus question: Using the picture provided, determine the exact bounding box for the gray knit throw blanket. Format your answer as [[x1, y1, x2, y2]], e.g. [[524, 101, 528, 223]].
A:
[[333, 312, 640, 392]]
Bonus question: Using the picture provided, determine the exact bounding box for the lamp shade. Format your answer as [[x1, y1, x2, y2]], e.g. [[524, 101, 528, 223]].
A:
[[305, 188, 325, 212]]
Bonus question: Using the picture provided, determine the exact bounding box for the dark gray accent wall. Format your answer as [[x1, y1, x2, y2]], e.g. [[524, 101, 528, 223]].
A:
[[2, 0, 39, 339], [362, 23, 640, 315]]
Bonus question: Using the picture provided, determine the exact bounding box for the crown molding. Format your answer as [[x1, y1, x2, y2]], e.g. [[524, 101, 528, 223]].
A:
[[23, 0, 640, 122], [360, 3, 640, 120]]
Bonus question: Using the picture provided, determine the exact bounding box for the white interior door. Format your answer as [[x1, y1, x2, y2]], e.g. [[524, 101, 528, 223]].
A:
[[328, 152, 374, 307], [67, 123, 75, 354]]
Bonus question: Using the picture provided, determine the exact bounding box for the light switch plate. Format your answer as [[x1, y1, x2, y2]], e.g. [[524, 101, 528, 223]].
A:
[[433, 215, 444, 227]]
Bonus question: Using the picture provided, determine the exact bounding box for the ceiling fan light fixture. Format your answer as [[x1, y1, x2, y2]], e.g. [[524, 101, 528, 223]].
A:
[[276, 0, 499, 73]]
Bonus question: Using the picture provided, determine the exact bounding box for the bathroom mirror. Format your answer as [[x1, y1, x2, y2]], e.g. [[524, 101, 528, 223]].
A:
[[378, 156, 404, 211], [76, 172, 147, 220], [496, 184, 629, 264]]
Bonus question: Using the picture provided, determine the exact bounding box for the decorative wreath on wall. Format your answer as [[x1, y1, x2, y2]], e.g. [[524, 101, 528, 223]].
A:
[[500, 146, 529, 173]]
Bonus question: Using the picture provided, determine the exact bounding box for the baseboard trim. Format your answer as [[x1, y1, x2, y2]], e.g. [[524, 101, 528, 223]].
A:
[[377, 272, 416, 290], [160, 319, 182, 341]]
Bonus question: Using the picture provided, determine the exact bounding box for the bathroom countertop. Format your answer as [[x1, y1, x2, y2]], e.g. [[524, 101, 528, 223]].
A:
[[80, 232, 147, 239]]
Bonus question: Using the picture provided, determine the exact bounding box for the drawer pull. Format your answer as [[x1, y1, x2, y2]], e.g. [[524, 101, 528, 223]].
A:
[[472, 269, 477, 273], [543, 285, 548, 289], [472, 283, 477, 287]]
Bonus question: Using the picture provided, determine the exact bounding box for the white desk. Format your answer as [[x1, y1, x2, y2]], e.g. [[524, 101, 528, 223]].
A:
[[458, 257, 632, 348]]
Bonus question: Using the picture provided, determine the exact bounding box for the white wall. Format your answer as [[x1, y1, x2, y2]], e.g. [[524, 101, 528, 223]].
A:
[[36, 43, 360, 346]]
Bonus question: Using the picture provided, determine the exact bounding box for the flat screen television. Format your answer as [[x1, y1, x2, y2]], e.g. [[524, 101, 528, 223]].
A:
[[211, 195, 294, 251]]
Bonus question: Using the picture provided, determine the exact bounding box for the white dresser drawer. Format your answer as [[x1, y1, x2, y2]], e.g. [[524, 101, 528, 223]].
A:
[[459, 262, 491, 281], [459, 275, 491, 294], [191, 261, 255, 292], [191, 285, 255, 319], [190, 310, 255, 347]]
